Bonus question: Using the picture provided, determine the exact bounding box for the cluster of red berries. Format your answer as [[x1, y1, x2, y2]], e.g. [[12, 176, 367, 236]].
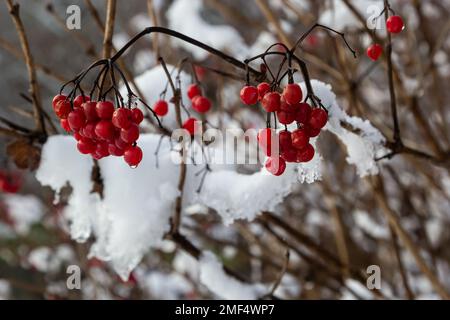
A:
[[52, 95, 144, 167], [367, 15, 404, 61], [240, 83, 328, 176]]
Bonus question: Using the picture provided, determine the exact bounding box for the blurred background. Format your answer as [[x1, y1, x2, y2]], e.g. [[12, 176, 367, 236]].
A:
[[1, 0, 450, 299]]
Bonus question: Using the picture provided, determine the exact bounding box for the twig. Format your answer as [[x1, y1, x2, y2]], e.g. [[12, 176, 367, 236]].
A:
[[146, 0, 160, 60], [102, 0, 116, 59]]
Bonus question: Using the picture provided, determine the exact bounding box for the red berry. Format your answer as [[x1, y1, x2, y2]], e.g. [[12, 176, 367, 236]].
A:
[[115, 137, 131, 150], [240, 86, 259, 105], [281, 147, 297, 163], [124, 146, 143, 167], [73, 95, 90, 109], [265, 156, 286, 176], [257, 82, 271, 100], [60, 119, 71, 133], [278, 130, 292, 150], [279, 96, 296, 113], [153, 100, 169, 116], [83, 122, 97, 139], [54, 100, 71, 119], [95, 120, 115, 140], [192, 96, 211, 113], [306, 125, 321, 138], [367, 44, 383, 61], [295, 103, 311, 124], [277, 110, 296, 125], [261, 92, 281, 112], [257, 128, 277, 156], [82, 101, 99, 122], [120, 123, 140, 143], [291, 129, 309, 149], [131, 108, 144, 124], [309, 108, 328, 129], [96, 101, 115, 119], [112, 108, 132, 129], [386, 15, 404, 34], [187, 84, 202, 100], [182, 118, 197, 135], [67, 109, 86, 131], [95, 141, 110, 158], [283, 84, 303, 105], [77, 137, 96, 154], [73, 132, 82, 141], [52, 95, 67, 110], [108, 144, 124, 156], [296, 143, 315, 162]]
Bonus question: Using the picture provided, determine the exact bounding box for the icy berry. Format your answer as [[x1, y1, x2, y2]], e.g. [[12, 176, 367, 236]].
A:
[[153, 100, 169, 116], [296, 143, 315, 162], [182, 117, 197, 135], [124, 146, 143, 167], [192, 96, 211, 113], [73, 95, 90, 109], [291, 129, 309, 149], [257, 82, 271, 101], [95, 120, 115, 140], [52, 94, 67, 110], [120, 123, 140, 143], [112, 108, 132, 129], [187, 84, 202, 100], [367, 44, 383, 61], [67, 109, 86, 131], [82, 101, 99, 122], [240, 86, 259, 105], [277, 110, 296, 125], [257, 128, 276, 156], [131, 108, 144, 124], [283, 84, 303, 105], [77, 137, 96, 154], [309, 108, 328, 129], [265, 156, 286, 176], [295, 103, 311, 124], [54, 100, 71, 119], [96, 101, 115, 119], [60, 119, 71, 133], [261, 92, 281, 112], [386, 15, 404, 34]]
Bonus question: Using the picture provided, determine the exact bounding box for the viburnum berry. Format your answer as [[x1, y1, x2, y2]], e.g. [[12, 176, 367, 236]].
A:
[[96, 101, 115, 119], [124, 146, 143, 167], [52, 94, 67, 110], [281, 147, 297, 163], [82, 122, 97, 139], [295, 102, 311, 124], [261, 92, 281, 112], [0, 171, 21, 193], [131, 108, 144, 124], [367, 44, 383, 61], [283, 83, 303, 105], [77, 137, 96, 154], [306, 125, 321, 138], [309, 108, 328, 129], [108, 144, 124, 157], [182, 118, 197, 135], [73, 132, 82, 141], [296, 143, 315, 162], [73, 95, 90, 109], [120, 123, 140, 143], [60, 119, 71, 133], [278, 130, 292, 150], [187, 84, 202, 100], [192, 96, 211, 113], [54, 100, 71, 119], [115, 137, 131, 150], [265, 156, 286, 176], [276, 110, 296, 125], [240, 86, 259, 105], [153, 100, 169, 116], [95, 141, 110, 158], [257, 82, 271, 101], [291, 128, 309, 149], [279, 96, 296, 113], [257, 128, 276, 156], [386, 15, 404, 34], [82, 101, 99, 122], [112, 108, 132, 129], [67, 109, 86, 131], [95, 120, 115, 140]]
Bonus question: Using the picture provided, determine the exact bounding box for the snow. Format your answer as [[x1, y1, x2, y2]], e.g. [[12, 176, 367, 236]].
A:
[[199, 251, 265, 299], [2, 194, 44, 234]]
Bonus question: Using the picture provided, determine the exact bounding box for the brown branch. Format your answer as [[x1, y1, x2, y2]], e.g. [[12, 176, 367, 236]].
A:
[[5, 0, 46, 134], [146, 0, 160, 60], [102, 0, 117, 59]]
